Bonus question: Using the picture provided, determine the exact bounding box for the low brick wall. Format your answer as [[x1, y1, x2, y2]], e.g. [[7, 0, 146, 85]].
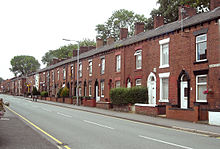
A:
[[64, 98, 73, 104], [83, 99, 96, 107], [166, 104, 199, 122], [46, 97, 51, 101], [57, 98, 64, 103], [135, 104, 166, 116], [50, 97, 57, 102], [112, 105, 130, 112], [96, 102, 112, 110]]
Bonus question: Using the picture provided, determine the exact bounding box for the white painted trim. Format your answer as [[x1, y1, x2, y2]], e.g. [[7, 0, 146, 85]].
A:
[[159, 64, 169, 69], [159, 72, 170, 78], [159, 38, 170, 45], [135, 103, 156, 107]]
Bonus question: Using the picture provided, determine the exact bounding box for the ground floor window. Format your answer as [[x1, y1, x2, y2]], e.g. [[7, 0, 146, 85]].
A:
[[159, 72, 170, 102], [101, 81, 104, 97], [115, 81, 120, 88], [196, 75, 207, 102], [135, 79, 142, 86], [89, 83, 92, 97]]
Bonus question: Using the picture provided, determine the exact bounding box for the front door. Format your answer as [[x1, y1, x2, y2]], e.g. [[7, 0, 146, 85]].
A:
[[148, 77, 156, 105], [96, 85, 100, 102], [181, 82, 188, 109]]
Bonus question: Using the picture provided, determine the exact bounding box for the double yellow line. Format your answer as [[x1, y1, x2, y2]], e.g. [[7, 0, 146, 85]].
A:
[[6, 106, 71, 149]]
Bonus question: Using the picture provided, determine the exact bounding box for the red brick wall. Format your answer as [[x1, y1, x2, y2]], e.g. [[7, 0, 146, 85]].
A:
[[135, 105, 166, 116]]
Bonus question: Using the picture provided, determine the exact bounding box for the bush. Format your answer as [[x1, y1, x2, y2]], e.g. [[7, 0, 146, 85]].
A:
[[110, 87, 148, 105], [57, 87, 63, 98], [40, 91, 48, 97], [32, 87, 40, 96], [60, 87, 69, 97]]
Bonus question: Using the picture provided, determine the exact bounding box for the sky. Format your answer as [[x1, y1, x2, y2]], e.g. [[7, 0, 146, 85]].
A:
[[0, 0, 158, 80]]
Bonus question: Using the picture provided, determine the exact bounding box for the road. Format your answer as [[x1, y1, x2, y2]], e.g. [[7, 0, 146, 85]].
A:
[[1, 94, 220, 149]]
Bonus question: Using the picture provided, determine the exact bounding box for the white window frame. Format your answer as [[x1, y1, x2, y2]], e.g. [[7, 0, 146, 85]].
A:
[[79, 62, 82, 77], [101, 58, 105, 74], [196, 34, 207, 62], [79, 86, 82, 97], [135, 79, 142, 86], [134, 50, 142, 69], [63, 67, 66, 80], [89, 60, 92, 76], [115, 81, 121, 88], [196, 75, 207, 102], [57, 69, 59, 81], [116, 55, 121, 72], [159, 72, 170, 102], [101, 81, 104, 97], [159, 38, 170, 68], [89, 83, 92, 97], [71, 66, 74, 78]]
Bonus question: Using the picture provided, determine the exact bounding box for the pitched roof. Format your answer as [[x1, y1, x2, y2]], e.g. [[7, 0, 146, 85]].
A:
[[38, 7, 220, 73]]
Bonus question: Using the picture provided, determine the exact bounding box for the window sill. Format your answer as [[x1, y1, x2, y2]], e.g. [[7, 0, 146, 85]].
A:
[[159, 99, 169, 103], [159, 65, 169, 69], [115, 71, 121, 74], [134, 69, 142, 72], [194, 60, 208, 64]]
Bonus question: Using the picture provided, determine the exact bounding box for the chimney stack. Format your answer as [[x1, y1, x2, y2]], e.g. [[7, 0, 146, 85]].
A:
[[178, 5, 196, 21], [107, 37, 115, 45], [96, 38, 104, 49], [134, 22, 145, 35], [210, 0, 220, 10], [154, 16, 164, 29], [120, 28, 128, 40]]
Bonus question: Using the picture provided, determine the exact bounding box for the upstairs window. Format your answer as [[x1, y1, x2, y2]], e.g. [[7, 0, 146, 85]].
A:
[[101, 58, 105, 74], [159, 38, 170, 68], [134, 50, 142, 69], [71, 66, 73, 79], [116, 55, 121, 72], [196, 34, 207, 62], [79, 62, 82, 77], [63, 67, 66, 80], [89, 60, 92, 76], [57, 69, 59, 81]]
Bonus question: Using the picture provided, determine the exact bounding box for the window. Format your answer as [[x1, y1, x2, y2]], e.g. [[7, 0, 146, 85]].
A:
[[159, 38, 170, 68], [116, 55, 121, 72], [79, 62, 82, 77], [101, 58, 105, 74], [159, 72, 170, 102], [57, 69, 59, 81], [135, 79, 142, 86], [71, 66, 73, 78], [134, 50, 142, 69], [101, 81, 104, 97], [79, 83, 82, 97], [196, 34, 207, 62], [196, 75, 207, 102], [63, 69, 65, 81], [89, 60, 92, 76], [89, 82, 92, 97], [115, 81, 120, 88]]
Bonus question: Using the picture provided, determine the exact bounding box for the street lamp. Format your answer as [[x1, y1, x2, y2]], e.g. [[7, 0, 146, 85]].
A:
[[63, 38, 80, 106]]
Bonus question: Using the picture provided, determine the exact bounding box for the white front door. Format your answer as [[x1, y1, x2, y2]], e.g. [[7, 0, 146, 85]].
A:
[[148, 78, 156, 105], [96, 85, 100, 102], [181, 82, 188, 109]]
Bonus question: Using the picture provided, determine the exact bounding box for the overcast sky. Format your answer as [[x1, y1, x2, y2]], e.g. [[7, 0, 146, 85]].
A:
[[0, 0, 158, 80]]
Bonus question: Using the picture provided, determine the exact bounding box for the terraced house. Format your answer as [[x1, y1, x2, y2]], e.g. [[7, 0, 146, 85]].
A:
[[3, 1, 220, 122]]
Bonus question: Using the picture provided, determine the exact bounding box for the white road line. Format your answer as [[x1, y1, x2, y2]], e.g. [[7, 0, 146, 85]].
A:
[[42, 108, 52, 112], [84, 120, 115, 130], [57, 112, 72, 118], [139, 135, 193, 149]]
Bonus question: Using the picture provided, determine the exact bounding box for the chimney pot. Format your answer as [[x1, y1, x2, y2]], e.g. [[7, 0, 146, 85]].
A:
[[134, 22, 145, 35], [178, 6, 196, 21]]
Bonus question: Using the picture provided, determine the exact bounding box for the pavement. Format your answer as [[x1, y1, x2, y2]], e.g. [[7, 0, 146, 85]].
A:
[[0, 107, 58, 149], [18, 96, 220, 138]]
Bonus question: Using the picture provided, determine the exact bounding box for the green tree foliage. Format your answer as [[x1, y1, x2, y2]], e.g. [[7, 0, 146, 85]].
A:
[[60, 86, 69, 98], [150, 0, 209, 24], [95, 9, 150, 42], [10, 55, 40, 76], [42, 38, 96, 66], [32, 86, 40, 95]]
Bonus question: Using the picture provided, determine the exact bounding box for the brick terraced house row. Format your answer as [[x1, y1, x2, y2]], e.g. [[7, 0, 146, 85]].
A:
[[2, 1, 220, 122]]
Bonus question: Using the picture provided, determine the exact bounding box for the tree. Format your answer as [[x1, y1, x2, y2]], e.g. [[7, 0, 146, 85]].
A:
[[9, 55, 40, 76], [150, 0, 209, 24], [95, 9, 150, 42], [42, 38, 96, 66]]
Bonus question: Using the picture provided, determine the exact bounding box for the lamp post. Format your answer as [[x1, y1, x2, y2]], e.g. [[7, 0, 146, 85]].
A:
[[63, 38, 80, 106]]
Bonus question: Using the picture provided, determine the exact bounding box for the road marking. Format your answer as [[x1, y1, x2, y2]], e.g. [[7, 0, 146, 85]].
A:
[[42, 108, 52, 112], [57, 112, 72, 118], [139, 135, 193, 149], [5, 106, 71, 149], [84, 120, 114, 130]]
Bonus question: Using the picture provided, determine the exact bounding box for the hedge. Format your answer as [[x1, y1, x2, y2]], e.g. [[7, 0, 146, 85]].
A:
[[110, 86, 148, 105], [60, 87, 69, 97], [32, 86, 40, 96], [40, 91, 48, 97]]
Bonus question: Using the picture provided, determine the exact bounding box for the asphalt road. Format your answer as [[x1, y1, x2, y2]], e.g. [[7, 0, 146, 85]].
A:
[[1, 94, 220, 149]]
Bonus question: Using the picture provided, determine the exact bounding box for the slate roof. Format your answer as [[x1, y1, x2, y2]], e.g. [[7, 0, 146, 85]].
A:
[[37, 7, 220, 73]]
